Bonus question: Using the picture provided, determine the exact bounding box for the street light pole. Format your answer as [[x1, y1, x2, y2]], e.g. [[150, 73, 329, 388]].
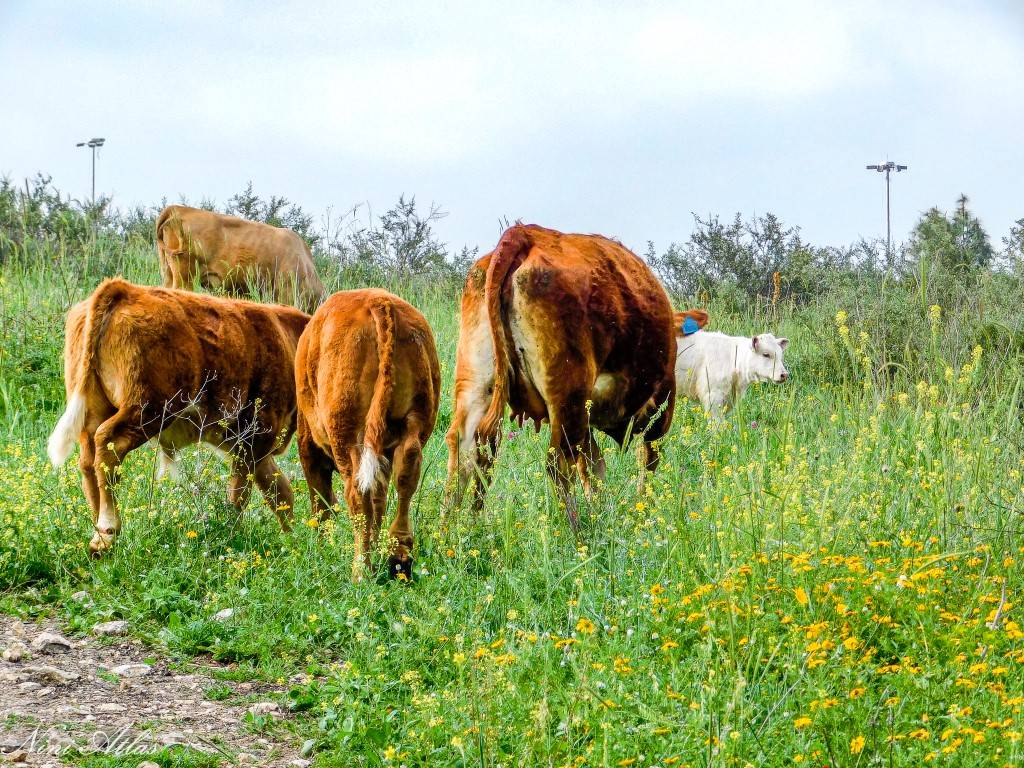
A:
[[866, 161, 907, 268], [76, 137, 106, 206]]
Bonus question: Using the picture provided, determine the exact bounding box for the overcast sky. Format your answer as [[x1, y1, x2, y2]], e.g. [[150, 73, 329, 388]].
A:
[[3, 1, 1022, 255]]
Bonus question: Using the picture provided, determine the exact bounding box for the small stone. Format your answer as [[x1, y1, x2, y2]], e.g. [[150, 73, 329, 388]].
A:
[[36, 687, 54, 696], [2, 642, 28, 662], [109, 663, 153, 678], [137, 762, 160, 768], [16, 681, 40, 692], [96, 702, 126, 714], [71, 591, 91, 603], [236, 682, 253, 692], [44, 733, 74, 756], [10, 621, 26, 637], [247, 701, 280, 717], [0, 735, 20, 750], [86, 731, 108, 749], [25, 665, 79, 683], [289, 760, 312, 768], [91, 620, 129, 637], [212, 608, 236, 621], [30, 632, 72, 653], [157, 731, 186, 746], [237, 754, 256, 764]]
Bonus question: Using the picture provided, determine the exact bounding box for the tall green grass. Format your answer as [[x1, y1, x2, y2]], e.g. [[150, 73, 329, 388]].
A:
[[1, 238, 1022, 767]]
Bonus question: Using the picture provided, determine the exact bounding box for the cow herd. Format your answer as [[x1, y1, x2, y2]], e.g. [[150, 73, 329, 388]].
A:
[[47, 207, 789, 581]]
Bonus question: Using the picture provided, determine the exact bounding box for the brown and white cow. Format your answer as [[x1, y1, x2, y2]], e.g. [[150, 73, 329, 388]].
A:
[[295, 289, 440, 581], [47, 278, 310, 555], [156, 205, 326, 313], [445, 224, 678, 523]]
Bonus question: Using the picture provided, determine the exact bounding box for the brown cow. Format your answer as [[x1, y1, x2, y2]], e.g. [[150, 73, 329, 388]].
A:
[[156, 204, 326, 312], [445, 224, 678, 523], [295, 289, 440, 581], [47, 278, 310, 555]]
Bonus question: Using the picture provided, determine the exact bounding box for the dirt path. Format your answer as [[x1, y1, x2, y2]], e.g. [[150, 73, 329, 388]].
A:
[[0, 614, 309, 767]]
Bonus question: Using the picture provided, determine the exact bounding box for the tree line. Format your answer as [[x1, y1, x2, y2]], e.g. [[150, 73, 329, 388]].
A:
[[2, 173, 1022, 309]]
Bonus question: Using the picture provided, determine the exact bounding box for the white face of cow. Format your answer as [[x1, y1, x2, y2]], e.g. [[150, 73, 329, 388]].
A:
[[750, 334, 789, 383]]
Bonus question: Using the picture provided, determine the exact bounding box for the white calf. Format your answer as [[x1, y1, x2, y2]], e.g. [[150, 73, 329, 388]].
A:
[[675, 331, 789, 417]]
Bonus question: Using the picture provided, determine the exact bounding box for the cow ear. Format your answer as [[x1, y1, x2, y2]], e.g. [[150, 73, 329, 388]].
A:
[[752, 335, 759, 349], [778, 337, 789, 349]]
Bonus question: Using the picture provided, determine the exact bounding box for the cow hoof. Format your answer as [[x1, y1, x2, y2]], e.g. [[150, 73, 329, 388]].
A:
[[89, 533, 116, 559], [386, 555, 413, 582]]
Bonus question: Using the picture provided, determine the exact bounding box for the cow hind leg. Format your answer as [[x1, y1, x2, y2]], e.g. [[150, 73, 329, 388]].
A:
[[470, 435, 498, 512], [226, 454, 254, 514], [342, 468, 375, 582], [91, 407, 147, 556], [547, 401, 593, 532], [580, 437, 606, 498], [163, 250, 191, 290], [76, 404, 111, 540], [635, 440, 662, 494], [444, 427, 465, 509], [298, 426, 336, 523], [78, 434, 101, 522], [632, 383, 674, 492], [445, 390, 497, 512], [254, 456, 294, 531], [386, 428, 423, 580], [157, 246, 174, 288], [156, 448, 180, 481]]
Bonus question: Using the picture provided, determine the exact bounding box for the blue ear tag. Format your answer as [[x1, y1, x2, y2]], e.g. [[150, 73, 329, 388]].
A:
[[681, 316, 700, 336]]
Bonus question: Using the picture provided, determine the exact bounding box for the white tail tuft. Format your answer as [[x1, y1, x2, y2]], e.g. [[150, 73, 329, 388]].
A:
[[47, 392, 86, 467], [356, 444, 381, 493]]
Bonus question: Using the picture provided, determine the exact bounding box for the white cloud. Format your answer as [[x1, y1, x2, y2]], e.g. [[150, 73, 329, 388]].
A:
[[2, 1, 877, 164], [2, 0, 1022, 248]]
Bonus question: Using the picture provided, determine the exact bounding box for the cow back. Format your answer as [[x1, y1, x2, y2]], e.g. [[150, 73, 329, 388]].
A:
[[81, 280, 308, 452]]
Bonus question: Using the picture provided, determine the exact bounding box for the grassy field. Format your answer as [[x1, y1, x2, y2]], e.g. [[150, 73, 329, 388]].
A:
[[1, 239, 1022, 767]]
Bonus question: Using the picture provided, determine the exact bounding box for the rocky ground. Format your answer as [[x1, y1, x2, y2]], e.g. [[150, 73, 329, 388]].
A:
[[0, 610, 311, 767]]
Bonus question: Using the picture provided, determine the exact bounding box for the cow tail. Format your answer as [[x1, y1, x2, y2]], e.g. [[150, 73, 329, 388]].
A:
[[476, 225, 531, 443], [357, 297, 396, 493], [154, 206, 174, 244], [155, 206, 180, 287], [47, 279, 129, 467]]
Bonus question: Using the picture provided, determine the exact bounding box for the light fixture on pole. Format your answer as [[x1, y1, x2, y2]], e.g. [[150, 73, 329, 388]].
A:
[[865, 160, 907, 266], [76, 137, 106, 206]]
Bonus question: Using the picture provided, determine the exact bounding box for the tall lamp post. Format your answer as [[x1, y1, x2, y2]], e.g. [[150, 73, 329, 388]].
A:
[[866, 160, 907, 267], [76, 137, 106, 206]]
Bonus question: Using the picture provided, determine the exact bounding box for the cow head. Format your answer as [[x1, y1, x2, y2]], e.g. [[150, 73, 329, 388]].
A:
[[750, 334, 789, 383]]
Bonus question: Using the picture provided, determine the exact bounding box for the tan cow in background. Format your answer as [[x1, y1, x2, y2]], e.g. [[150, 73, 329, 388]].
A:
[[156, 205, 326, 312]]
